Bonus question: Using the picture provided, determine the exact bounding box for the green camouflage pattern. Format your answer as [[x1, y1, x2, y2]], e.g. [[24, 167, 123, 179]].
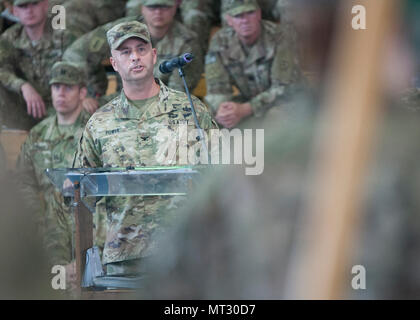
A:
[[222, 0, 259, 16], [180, 0, 220, 53], [125, 0, 143, 16], [153, 20, 203, 92], [51, 0, 127, 35], [43, 190, 74, 265], [204, 20, 301, 119], [0, 18, 81, 129], [16, 110, 91, 262], [63, 16, 203, 95], [75, 80, 217, 265], [107, 20, 151, 50], [49, 61, 86, 86]]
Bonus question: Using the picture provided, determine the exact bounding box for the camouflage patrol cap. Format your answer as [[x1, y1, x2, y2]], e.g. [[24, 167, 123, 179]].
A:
[[49, 61, 86, 86], [13, 0, 40, 6], [141, 0, 176, 6], [107, 21, 151, 51], [223, 0, 260, 16]]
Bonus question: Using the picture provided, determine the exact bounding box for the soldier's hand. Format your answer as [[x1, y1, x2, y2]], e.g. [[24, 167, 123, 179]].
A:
[[82, 97, 99, 114], [215, 102, 253, 128], [21, 83, 47, 119]]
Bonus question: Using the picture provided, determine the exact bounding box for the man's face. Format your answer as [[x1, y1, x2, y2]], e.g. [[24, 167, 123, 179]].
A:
[[226, 9, 262, 42], [51, 84, 85, 116], [141, 5, 177, 29], [13, 0, 49, 28], [110, 38, 157, 84]]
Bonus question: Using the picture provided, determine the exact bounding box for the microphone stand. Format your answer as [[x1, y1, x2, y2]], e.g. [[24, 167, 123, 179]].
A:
[[178, 67, 210, 164]]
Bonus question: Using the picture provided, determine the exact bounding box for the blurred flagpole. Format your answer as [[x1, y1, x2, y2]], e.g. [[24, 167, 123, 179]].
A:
[[285, 0, 400, 299]]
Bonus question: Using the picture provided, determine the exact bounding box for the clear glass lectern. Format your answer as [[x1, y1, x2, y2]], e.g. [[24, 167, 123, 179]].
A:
[[46, 166, 202, 296]]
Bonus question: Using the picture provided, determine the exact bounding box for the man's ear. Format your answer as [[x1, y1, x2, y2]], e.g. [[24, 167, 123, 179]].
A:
[[225, 14, 234, 28], [110, 56, 118, 72], [152, 47, 157, 65], [79, 87, 88, 100]]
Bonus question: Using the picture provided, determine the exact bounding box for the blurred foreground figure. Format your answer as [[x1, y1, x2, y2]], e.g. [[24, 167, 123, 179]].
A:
[[0, 170, 56, 299], [142, 0, 420, 299]]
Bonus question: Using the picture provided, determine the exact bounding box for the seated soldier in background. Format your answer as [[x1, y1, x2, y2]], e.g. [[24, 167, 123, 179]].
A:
[[127, 0, 221, 54], [63, 0, 203, 112], [204, 0, 301, 128], [0, 0, 82, 130], [16, 61, 90, 265], [49, 0, 128, 35]]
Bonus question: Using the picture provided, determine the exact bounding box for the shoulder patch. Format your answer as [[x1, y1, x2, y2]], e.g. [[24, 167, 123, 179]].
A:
[[89, 36, 106, 52]]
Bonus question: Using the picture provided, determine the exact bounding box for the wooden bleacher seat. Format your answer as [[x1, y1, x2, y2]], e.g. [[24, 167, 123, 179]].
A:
[[0, 129, 28, 170]]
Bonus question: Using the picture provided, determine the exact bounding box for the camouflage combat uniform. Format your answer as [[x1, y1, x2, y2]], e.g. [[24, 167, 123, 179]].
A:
[[16, 61, 90, 265], [180, 0, 221, 53], [50, 0, 127, 34], [75, 79, 216, 271], [17, 110, 90, 224], [204, 18, 301, 122], [63, 16, 203, 96], [0, 16, 81, 129]]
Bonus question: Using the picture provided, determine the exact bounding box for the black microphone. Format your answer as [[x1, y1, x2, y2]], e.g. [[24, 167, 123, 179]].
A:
[[159, 53, 194, 74]]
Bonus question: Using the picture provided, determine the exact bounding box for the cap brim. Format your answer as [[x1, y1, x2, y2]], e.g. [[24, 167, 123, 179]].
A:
[[14, 0, 41, 6], [49, 79, 80, 86], [227, 4, 259, 17], [112, 34, 150, 51]]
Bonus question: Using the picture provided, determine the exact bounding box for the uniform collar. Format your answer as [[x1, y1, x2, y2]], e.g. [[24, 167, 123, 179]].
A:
[[227, 23, 270, 67], [15, 18, 54, 51], [114, 79, 175, 121], [44, 109, 89, 141]]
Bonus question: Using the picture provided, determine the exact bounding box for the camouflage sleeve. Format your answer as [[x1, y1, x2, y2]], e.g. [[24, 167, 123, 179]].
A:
[[62, 0, 97, 35], [0, 38, 26, 93], [193, 95, 218, 130], [75, 123, 103, 168], [204, 42, 234, 114], [167, 36, 204, 93], [125, 0, 142, 17], [63, 27, 109, 97], [15, 137, 44, 230], [44, 191, 73, 266], [249, 32, 301, 117], [180, 0, 213, 52]]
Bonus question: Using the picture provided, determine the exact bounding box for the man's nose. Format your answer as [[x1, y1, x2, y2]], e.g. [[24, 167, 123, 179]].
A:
[[130, 50, 141, 61]]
